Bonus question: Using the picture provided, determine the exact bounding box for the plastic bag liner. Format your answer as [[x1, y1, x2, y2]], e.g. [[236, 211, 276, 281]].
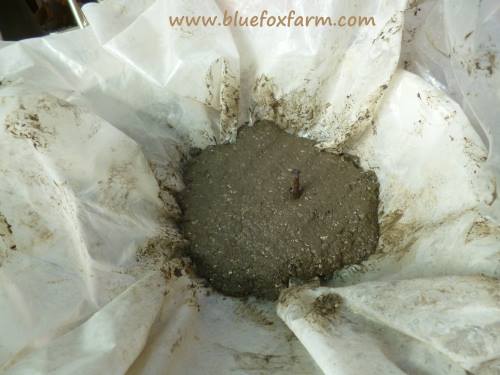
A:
[[0, 0, 499, 374]]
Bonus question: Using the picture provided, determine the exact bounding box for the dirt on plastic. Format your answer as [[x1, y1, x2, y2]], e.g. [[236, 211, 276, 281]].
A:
[[179, 122, 380, 300]]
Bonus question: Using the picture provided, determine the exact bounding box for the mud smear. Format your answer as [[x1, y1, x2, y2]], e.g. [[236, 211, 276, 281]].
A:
[[179, 122, 380, 300], [312, 293, 342, 318]]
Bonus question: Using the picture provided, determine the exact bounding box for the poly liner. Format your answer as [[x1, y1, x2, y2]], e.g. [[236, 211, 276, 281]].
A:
[[0, 0, 499, 374]]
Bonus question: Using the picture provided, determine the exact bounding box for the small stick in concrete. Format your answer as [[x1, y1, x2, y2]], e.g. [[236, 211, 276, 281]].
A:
[[290, 169, 303, 199]]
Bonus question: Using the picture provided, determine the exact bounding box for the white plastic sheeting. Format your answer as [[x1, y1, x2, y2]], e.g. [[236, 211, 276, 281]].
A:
[[0, 0, 498, 374], [401, 0, 500, 173]]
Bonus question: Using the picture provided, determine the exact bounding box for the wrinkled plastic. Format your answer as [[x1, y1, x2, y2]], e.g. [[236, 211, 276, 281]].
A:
[[0, 0, 499, 374], [401, 0, 500, 172]]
